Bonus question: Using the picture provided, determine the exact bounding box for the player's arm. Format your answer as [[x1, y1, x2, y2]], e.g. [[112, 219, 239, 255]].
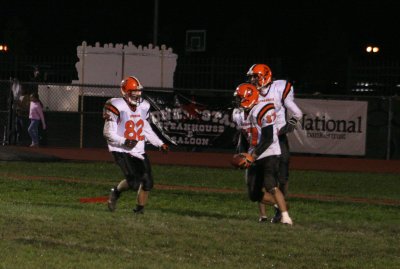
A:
[[280, 83, 303, 134], [282, 82, 303, 120], [103, 101, 126, 147], [251, 125, 273, 159], [279, 99, 302, 135], [250, 103, 276, 159], [231, 108, 249, 153], [143, 119, 168, 151], [141, 100, 169, 151], [284, 98, 302, 121], [234, 126, 273, 169], [236, 130, 249, 153]]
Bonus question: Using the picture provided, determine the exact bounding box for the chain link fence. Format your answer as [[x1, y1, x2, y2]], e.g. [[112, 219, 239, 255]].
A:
[[2, 53, 400, 96], [0, 54, 78, 83], [1, 79, 399, 159]]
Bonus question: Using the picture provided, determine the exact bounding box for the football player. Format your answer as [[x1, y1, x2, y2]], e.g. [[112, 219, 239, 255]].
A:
[[247, 64, 303, 223], [104, 76, 168, 214], [233, 83, 293, 225], [232, 100, 268, 222]]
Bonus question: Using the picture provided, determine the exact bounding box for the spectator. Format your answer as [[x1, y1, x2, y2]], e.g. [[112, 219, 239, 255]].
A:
[[28, 93, 46, 147], [15, 88, 31, 145]]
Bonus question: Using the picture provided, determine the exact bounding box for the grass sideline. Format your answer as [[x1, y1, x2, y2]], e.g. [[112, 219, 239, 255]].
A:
[[0, 161, 399, 269]]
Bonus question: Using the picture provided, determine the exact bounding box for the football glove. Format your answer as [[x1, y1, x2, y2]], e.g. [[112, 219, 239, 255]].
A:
[[160, 144, 169, 153], [279, 117, 298, 135]]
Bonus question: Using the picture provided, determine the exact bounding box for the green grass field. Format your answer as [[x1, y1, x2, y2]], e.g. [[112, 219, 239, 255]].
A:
[[0, 161, 399, 269]]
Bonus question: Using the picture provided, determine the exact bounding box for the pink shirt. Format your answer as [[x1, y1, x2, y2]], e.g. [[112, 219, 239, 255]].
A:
[[29, 101, 46, 128]]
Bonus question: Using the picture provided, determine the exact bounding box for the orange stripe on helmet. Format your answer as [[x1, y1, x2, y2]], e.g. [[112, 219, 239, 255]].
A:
[[257, 103, 275, 126]]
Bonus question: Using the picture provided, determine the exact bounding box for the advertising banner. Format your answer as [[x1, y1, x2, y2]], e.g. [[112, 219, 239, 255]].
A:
[[145, 91, 237, 149], [288, 99, 368, 155]]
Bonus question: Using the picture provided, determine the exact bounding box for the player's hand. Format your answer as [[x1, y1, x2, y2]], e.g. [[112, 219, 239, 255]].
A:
[[160, 144, 169, 153], [124, 139, 138, 149], [231, 153, 255, 169], [279, 117, 297, 135], [241, 153, 255, 169]]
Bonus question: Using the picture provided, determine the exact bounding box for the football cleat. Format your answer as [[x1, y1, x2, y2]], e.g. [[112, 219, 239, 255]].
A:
[[258, 216, 268, 223], [280, 211, 293, 225], [107, 187, 120, 212], [133, 207, 144, 214], [270, 207, 282, 223], [281, 215, 293, 225]]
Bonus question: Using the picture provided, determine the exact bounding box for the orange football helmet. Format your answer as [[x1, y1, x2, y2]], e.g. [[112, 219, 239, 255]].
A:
[[121, 76, 143, 106], [246, 64, 272, 89], [234, 83, 259, 110]]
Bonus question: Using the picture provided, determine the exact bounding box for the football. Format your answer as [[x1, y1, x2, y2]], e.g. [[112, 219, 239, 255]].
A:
[[230, 153, 254, 169]]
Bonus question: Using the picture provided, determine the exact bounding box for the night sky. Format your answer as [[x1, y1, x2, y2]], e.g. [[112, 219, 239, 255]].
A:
[[1, 0, 400, 92], [1, 0, 399, 58]]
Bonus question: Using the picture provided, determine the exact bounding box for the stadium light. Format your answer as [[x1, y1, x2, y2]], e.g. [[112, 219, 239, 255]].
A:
[[0, 44, 8, 52], [366, 45, 379, 54]]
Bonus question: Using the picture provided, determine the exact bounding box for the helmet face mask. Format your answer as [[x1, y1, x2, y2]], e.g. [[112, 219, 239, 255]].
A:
[[121, 76, 143, 106], [246, 64, 272, 89], [248, 74, 260, 86], [123, 90, 142, 106], [233, 95, 242, 108], [234, 83, 259, 110]]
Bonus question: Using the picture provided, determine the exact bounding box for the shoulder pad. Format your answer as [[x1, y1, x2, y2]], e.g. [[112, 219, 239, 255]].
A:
[[104, 98, 121, 116], [256, 103, 275, 126], [138, 99, 151, 112], [272, 80, 288, 88], [232, 108, 242, 114], [141, 98, 150, 108], [232, 108, 243, 123]]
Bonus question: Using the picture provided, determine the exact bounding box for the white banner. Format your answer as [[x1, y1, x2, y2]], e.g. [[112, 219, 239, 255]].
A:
[[288, 99, 368, 155]]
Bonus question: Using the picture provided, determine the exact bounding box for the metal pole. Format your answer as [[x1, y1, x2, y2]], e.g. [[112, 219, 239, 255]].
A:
[[386, 97, 393, 160], [121, 51, 125, 80], [153, 0, 159, 46], [4, 80, 13, 145], [79, 42, 86, 149], [160, 47, 164, 88]]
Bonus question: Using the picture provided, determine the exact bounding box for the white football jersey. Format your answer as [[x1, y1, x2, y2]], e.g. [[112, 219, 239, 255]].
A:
[[232, 107, 258, 150], [233, 102, 281, 159], [232, 107, 249, 130], [258, 80, 303, 131], [103, 98, 164, 159]]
